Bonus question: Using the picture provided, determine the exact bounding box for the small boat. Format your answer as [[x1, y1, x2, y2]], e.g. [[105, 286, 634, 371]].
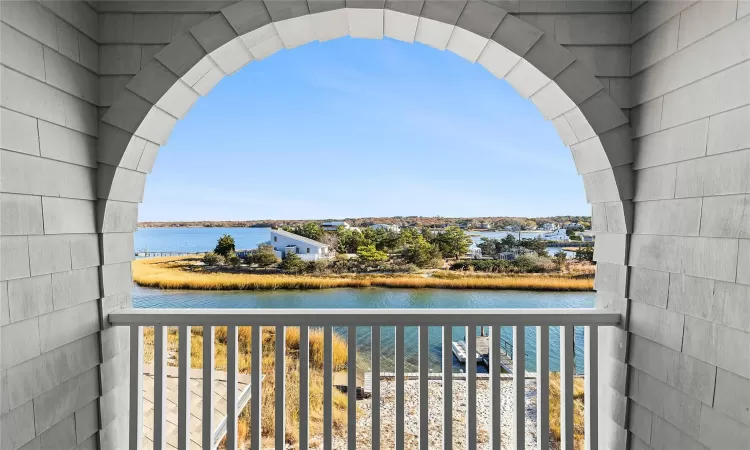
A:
[[452, 340, 482, 363]]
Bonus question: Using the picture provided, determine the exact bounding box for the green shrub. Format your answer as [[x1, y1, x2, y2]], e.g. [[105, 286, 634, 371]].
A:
[[245, 244, 279, 266], [202, 252, 224, 266], [280, 253, 305, 274], [226, 252, 241, 267]]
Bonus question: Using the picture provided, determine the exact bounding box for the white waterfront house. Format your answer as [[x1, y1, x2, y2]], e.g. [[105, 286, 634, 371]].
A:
[[321, 221, 351, 231], [270, 229, 332, 261], [540, 222, 559, 231], [369, 223, 400, 232]]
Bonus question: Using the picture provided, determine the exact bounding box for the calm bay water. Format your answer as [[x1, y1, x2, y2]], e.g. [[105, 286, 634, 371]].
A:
[[133, 285, 594, 374]]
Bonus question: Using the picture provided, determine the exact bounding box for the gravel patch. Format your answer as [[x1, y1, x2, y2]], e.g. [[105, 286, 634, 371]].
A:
[[324, 378, 539, 449]]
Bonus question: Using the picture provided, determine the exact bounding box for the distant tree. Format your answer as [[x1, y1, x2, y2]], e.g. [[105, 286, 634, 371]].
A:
[[500, 234, 518, 252], [575, 244, 595, 263], [477, 238, 500, 256], [401, 235, 443, 268], [202, 252, 224, 266], [433, 226, 472, 259], [214, 234, 235, 257], [520, 238, 549, 257], [569, 235, 582, 241], [280, 252, 305, 274], [283, 223, 323, 241], [356, 244, 389, 263], [554, 251, 567, 270], [566, 228, 577, 237], [336, 228, 370, 254], [363, 228, 400, 252], [246, 244, 279, 266]]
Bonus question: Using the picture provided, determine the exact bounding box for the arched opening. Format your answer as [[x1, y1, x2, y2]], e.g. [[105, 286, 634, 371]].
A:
[[96, 3, 633, 448]]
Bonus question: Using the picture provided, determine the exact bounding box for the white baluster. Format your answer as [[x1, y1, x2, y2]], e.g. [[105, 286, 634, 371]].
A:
[[275, 325, 286, 449], [443, 326, 453, 449], [513, 326, 526, 450], [419, 325, 429, 450], [348, 325, 357, 450], [560, 325, 575, 450], [395, 325, 405, 450], [129, 326, 143, 450], [490, 325, 501, 450], [227, 326, 238, 449], [300, 326, 310, 450], [251, 326, 261, 450], [324, 326, 333, 449], [585, 326, 599, 450], [372, 325, 381, 450], [467, 326, 477, 450], [178, 325, 191, 449], [536, 326, 550, 450], [202, 326, 214, 450], [154, 326, 167, 450]]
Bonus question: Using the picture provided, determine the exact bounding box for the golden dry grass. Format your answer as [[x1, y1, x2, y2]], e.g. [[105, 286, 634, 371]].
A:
[[549, 373, 586, 449], [133, 257, 594, 292], [142, 326, 350, 448]]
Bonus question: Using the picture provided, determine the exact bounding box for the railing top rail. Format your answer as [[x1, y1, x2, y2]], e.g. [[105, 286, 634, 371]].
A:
[[109, 308, 620, 327]]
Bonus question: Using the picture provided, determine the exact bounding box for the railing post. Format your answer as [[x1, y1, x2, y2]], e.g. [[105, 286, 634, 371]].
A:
[[202, 326, 214, 450], [178, 325, 191, 449], [129, 326, 143, 450], [275, 325, 286, 449], [227, 326, 238, 449], [536, 326, 550, 450], [585, 326, 599, 450], [300, 326, 309, 450], [513, 326, 526, 450], [560, 325, 575, 450], [466, 326, 477, 450], [443, 325, 453, 449], [154, 326, 167, 450]]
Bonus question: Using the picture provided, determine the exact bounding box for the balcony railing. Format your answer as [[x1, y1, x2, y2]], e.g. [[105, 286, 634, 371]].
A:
[[109, 308, 619, 450]]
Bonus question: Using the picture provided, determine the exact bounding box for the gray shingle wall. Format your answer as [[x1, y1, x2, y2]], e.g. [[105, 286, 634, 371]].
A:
[[1, 1, 107, 449], [2, 1, 748, 449], [628, 1, 750, 449]]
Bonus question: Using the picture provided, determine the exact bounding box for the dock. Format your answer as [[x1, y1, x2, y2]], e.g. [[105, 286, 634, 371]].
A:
[[475, 336, 532, 377]]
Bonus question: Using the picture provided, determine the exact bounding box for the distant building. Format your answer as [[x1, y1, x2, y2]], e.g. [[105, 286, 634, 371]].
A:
[[321, 221, 351, 231], [541, 228, 569, 242], [504, 225, 521, 232], [478, 222, 492, 229], [577, 231, 595, 242], [270, 229, 332, 261], [541, 223, 559, 231], [565, 223, 584, 231], [369, 223, 400, 232]]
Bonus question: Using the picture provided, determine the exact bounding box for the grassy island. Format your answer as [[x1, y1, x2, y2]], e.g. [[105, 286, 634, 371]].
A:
[[132, 256, 594, 291]]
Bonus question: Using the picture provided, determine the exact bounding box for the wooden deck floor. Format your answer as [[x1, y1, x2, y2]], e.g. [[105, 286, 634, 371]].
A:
[[141, 365, 251, 450]]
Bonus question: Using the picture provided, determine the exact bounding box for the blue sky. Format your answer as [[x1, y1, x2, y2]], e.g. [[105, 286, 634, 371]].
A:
[[140, 37, 589, 221]]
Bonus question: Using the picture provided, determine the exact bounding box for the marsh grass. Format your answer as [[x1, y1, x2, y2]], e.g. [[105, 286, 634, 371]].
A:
[[133, 257, 594, 292], [142, 326, 350, 448], [549, 373, 586, 449]]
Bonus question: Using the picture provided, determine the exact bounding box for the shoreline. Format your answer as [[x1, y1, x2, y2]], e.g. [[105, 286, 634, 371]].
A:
[[132, 257, 594, 292]]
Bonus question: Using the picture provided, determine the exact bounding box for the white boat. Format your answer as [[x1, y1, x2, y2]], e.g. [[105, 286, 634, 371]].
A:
[[452, 340, 482, 363]]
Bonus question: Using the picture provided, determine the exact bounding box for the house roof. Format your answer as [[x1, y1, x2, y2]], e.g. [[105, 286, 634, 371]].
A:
[[271, 229, 329, 248]]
